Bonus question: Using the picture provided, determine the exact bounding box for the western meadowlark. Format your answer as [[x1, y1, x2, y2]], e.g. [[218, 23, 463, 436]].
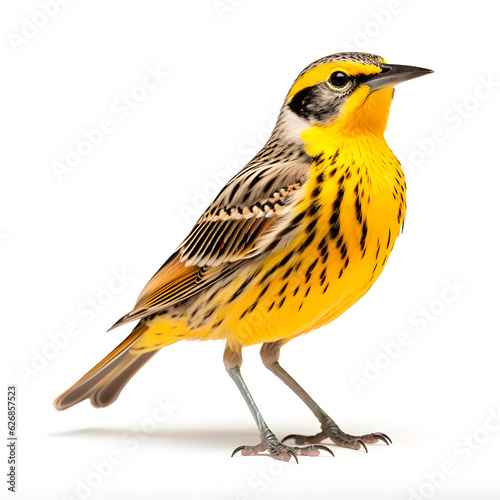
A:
[[54, 52, 432, 462]]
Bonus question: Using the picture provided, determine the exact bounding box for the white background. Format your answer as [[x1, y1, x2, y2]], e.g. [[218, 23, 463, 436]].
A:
[[2, 1, 500, 499]]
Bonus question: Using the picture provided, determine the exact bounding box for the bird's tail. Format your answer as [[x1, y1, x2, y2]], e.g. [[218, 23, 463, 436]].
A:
[[54, 322, 161, 411]]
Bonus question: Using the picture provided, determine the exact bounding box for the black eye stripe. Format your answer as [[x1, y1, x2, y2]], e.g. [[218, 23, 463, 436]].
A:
[[288, 84, 341, 122], [329, 70, 387, 88], [356, 74, 369, 85], [356, 69, 388, 86]]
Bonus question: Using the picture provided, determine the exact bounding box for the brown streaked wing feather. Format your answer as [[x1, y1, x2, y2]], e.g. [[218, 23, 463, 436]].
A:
[[109, 254, 241, 330], [175, 145, 312, 267], [110, 152, 312, 330], [179, 184, 300, 267]]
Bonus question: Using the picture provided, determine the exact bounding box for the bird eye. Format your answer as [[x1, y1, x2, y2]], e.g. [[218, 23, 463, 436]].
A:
[[328, 71, 348, 88]]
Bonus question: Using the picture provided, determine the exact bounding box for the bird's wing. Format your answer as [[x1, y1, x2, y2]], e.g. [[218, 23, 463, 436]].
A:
[[177, 179, 302, 267], [109, 153, 311, 330]]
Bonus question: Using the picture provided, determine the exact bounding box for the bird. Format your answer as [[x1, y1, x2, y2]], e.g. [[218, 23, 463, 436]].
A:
[[54, 52, 432, 463]]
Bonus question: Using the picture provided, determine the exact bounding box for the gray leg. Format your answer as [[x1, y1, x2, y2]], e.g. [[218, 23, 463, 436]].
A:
[[260, 342, 392, 452], [224, 343, 333, 462]]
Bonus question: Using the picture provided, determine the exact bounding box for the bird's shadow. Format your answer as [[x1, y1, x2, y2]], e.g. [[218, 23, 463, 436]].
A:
[[49, 427, 259, 447]]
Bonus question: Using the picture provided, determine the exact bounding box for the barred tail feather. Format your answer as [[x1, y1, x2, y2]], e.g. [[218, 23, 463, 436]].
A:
[[53, 322, 157, 411]]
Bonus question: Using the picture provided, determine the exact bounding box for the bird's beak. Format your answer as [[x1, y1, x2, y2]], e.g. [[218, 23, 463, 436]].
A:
[[366, 64, 433, 91]]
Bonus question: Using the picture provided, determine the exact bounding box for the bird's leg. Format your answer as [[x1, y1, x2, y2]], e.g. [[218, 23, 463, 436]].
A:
[[260, 342, 392, 452], [224, 343, 333, 462]]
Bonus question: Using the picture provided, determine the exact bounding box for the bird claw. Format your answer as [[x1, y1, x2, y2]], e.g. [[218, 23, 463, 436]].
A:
[[284, 426, 392, 452], [356, 439, 368, 453], [231, 439, 334, 462], [282, 433, 300, 443], [287, 448, 299, 464], [371, 432, 392, 446], [230, 445, 247, 458], [312, 444, 335, 458]]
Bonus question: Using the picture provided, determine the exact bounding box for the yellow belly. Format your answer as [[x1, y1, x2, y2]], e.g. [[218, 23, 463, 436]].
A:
[[222, 135, 405, 346]]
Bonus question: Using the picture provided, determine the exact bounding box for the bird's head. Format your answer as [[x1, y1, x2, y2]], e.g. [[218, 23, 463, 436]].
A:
[[283, 52, 432, 140]]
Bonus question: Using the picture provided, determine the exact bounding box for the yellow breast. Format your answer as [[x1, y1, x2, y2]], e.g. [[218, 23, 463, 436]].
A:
[[218, 131, 405, 347]]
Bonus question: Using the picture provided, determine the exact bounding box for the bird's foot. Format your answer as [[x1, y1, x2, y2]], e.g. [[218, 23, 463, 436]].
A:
[[283, 420, 391, 453], [231, 433, 334, 463]]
